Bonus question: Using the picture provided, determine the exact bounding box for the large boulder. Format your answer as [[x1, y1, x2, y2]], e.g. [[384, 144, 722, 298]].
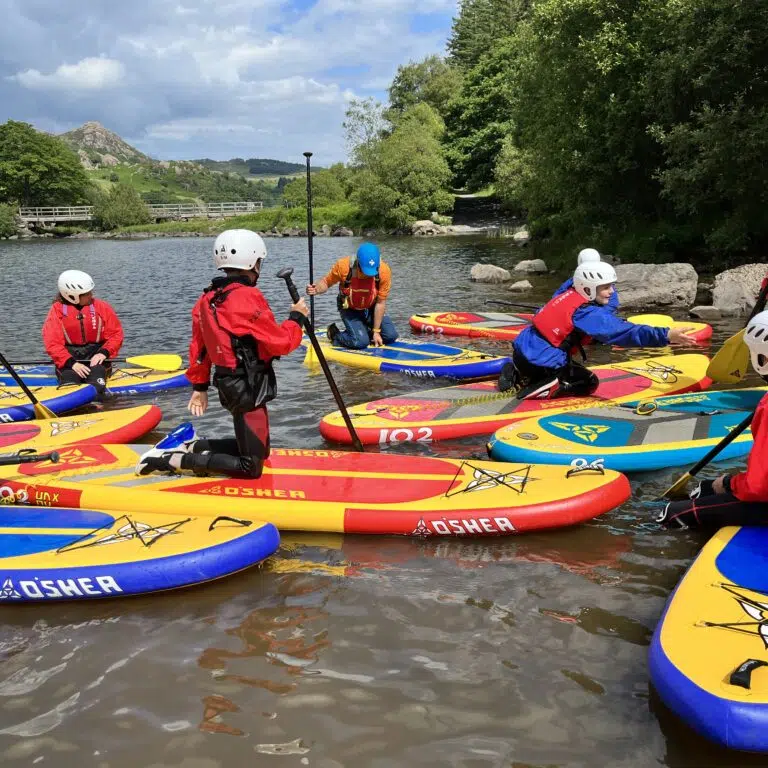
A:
[[470, 263, 512, 283], [689, 306, 722, 320], [412, 220, 447, 236], [509, 280, 533, 292], [512, 227, 531, 246], [712, 264, 766, 315], [615, 262, 698, 309], [513, 258, 547, 273], [331, 226, 354, 237]]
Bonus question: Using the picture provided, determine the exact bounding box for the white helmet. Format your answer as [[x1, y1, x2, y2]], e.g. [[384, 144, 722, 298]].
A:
[[744, 310, 768, 376], [577, 247, 601, 265], [58, 270, 95, 304], [573, 262, 617, 301], [213, 229, 267, 271]]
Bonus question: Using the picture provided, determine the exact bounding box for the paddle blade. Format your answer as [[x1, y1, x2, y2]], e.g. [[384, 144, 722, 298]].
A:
[[659, 472, 693, 501], [706, 329, 750, 383], [124, 354, 183, 372], [303, 345, 320, 369], [33, 402, 57, 420]]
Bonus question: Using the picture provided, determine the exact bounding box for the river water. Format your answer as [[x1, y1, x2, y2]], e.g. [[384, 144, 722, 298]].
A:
[[0, 235, 762, 767]]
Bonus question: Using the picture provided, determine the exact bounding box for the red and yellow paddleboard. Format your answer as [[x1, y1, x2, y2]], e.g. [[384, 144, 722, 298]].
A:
[[0, 405, 162, 452], [0, 444, 630, 537], [410, 312, 712, 343], [320, 353, 712, 445]]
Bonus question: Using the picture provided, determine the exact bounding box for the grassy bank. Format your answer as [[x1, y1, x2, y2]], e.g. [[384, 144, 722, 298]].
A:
[[117, 202, 362, 235]]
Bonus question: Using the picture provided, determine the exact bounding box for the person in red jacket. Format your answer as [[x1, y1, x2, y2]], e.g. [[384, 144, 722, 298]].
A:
[[42, 269, 124, 398], [659, 309, 768, 528], [136, 229, 308, 478]]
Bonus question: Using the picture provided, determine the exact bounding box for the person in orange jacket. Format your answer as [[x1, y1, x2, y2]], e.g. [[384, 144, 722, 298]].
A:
[[136, 229, 308, 478], [42, 270, 124, 397], [658, 310, 768, 528]]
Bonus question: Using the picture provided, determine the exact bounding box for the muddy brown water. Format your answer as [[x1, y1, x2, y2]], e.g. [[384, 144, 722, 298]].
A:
[[0, 236, 762, 767]]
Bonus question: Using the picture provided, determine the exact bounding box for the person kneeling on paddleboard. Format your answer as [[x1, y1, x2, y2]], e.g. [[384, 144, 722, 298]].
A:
[[659, 311, 768, 529], [552, 248, 620, 312], [136, 229, 308, 478], [42, 270, 124, 399], [498, 262, 698, 399], [306, 242, 398, 349]]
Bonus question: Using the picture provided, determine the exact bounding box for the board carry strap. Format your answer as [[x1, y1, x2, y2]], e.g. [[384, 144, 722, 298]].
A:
[[729, 658, 768, 689]]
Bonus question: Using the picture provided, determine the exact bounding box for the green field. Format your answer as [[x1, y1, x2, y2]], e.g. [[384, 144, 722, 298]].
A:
[[88, 166, 201, 202]]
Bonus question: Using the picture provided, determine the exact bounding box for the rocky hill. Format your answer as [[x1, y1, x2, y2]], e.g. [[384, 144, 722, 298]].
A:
[[59, 121, 152, 169]]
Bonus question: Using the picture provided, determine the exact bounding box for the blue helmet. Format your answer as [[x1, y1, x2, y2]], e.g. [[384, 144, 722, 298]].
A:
[[356, 243, 380, 276]]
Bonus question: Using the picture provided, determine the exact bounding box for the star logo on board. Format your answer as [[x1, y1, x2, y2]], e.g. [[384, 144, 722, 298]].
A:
[[733, 591, 768, 649], [411, 518, 431, 537], [550, 421, 611, 443], [704, 584, 768, 649], [384, 405, 422, 420], [0, 578, 22, 600], [48, 419, 99, 437], [51, 447, 103, 467], [464, 465, 532, 494], [94, 521, 179, 546]]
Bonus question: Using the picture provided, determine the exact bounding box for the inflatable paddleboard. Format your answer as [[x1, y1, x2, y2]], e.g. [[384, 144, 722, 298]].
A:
[[0, 365, 189, 395], [0, 505, 279, 602], [0, 405, 162, 452], [650, 526, 768, 752], [0, 445, 631, 536], [301, 331, 508, 379], [411, 312, 712, 343], [319, 353, 713, 445], [487, 387, 763, 472], [0, 383, 96, 423]]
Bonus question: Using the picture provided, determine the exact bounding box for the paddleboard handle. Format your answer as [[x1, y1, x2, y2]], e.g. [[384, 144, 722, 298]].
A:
[[276, 267, 365, 452], [0, 449, 59, 467]]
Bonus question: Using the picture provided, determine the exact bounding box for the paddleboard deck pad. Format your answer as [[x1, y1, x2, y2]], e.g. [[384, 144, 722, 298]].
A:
[[650, 526, 768, 752], [0, 365, 189, 395], [0, 505, 279, 602], [487, 387, 763, 472], [410, 312, 712, 343], [0, 383, 96, 423], [0, 405, 162, 453], [319, 354, 713, 445], [301, 331, 508, 379], [0, 445, 631, 536]]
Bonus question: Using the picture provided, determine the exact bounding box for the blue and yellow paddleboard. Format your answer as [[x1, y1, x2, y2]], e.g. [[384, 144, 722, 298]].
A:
[[302, 331, 508, 379], [650, 526, 768, 752], [0, 506, 279, 601], [487, 387, 763, 472], [0, 383, 96, 423]]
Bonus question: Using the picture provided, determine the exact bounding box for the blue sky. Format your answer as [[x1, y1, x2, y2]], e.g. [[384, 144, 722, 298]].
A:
[[0, 0, 456, 165]]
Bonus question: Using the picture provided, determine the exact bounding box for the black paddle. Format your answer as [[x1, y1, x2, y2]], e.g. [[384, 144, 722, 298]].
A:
[[0, 350, 57, 419], [484, 299, 540, 312], [304, 151, 316, 329], [277, 267, 365, 452], [659, 411, 755, 500], [0, 449, 59, 467]]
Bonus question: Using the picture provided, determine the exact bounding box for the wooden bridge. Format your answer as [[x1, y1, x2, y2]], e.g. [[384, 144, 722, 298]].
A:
[[18, 201, 264, 224]]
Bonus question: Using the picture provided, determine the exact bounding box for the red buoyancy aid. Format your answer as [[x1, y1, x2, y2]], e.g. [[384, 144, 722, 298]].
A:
[[56, 302, 103, 346], [198, 281, 256, 369], [532, 289, 591, 354], [339, 263, 379, 310]]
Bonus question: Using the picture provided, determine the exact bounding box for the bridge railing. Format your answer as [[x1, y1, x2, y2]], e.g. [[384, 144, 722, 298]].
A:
[[18, 201, 266, 223]]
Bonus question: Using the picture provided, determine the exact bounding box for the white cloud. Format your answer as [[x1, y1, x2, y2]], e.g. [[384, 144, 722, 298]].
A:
[[12, 57, 125, 91]]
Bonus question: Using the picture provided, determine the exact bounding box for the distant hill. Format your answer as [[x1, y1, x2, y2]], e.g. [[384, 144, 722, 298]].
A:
[[195, 157, 308, 176], [59, 121, 151, 168]]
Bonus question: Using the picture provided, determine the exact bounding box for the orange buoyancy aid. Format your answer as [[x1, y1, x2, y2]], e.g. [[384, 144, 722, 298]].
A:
[[532, 288, 591, 355], [339, 264, 380, 311]]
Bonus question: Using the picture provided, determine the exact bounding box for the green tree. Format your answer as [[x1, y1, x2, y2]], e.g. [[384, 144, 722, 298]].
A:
[[92, 183, 151, 230], [343, 97, 388, 165], [388, 56, 463, 119], [448, 0, 532, 70], [353, 104, 453, 227], [0, 120, 92, 206], [282, 169, 346, 207], [0, 203, 16, 237]]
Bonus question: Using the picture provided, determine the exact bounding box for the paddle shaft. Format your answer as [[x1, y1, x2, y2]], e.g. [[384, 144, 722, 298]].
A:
[[686, 410, 755, 479], [276, 268, 365, 452], [304, 152, 315, 328], [0, 450, 59, 467], [0, 350, 56, 419], [484, 299, 539, 312], [11, 357, 165, 366]]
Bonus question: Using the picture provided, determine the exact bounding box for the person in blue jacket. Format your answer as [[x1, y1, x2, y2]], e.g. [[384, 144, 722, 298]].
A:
[[498, 262, 698, 398], [553, 248, 620, 312]]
